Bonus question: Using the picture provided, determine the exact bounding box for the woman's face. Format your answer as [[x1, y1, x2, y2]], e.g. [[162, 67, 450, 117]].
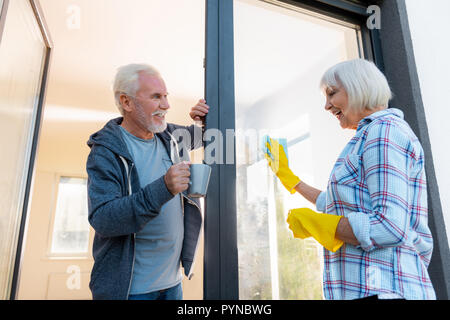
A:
[[324, 85, 362, 130]]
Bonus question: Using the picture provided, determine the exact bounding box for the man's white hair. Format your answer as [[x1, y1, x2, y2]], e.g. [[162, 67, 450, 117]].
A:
[[320, 59, 392, 111], [113, 63, 161, 115]]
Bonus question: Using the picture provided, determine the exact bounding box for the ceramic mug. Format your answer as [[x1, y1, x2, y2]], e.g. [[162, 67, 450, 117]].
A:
[[187, 163, 212, 198]]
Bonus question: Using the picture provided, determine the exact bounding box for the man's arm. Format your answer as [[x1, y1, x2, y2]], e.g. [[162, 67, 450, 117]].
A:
[[169, 99, 210, 155], [189, 99, 209, 125], [189, 99, 209, 150], [87, 145, 174, 237]]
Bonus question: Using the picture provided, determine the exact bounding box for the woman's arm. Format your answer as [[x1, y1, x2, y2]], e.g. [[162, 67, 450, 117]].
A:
[[293, 181, 322, 205], [346, 122, 414, 251], [336, 218, 359, 246], [295, 180, 360, 246]]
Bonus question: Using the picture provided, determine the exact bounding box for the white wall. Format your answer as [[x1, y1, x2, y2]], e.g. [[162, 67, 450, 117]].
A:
[[405, 0, 450, 247]]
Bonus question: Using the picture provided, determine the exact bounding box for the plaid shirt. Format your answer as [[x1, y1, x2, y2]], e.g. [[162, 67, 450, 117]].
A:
[[316, 108, 436, 300]]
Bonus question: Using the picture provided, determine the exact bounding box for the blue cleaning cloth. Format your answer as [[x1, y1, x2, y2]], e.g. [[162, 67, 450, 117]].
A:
[[262, 135, 289, 165]]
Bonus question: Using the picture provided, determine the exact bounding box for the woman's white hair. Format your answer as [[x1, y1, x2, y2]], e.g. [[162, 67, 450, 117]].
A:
[[113, 63, 161, 115], [320, 59, 392, 111]]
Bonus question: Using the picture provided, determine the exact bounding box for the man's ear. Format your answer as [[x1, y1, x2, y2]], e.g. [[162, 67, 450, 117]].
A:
[[119, 94, 133, 113]]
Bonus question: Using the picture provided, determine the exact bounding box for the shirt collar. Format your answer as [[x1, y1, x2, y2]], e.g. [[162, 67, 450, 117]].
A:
[[357, 108, 404, 130]]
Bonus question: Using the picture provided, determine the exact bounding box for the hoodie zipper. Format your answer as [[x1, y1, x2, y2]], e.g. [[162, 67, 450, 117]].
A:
[[182, 195, 203, 280], [167, 131, 202, 279], [119, 156, 135, 300], [127, 232, 136, 299], [127, 162, 135, 300]]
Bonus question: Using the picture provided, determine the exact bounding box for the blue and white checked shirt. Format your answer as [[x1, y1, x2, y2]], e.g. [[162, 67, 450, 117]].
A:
[[315, 108, 436, 300]]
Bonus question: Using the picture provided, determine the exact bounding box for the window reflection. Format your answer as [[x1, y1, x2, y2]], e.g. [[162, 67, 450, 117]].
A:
[[50, 177, 90, 255], [234, 0, 360, 300]]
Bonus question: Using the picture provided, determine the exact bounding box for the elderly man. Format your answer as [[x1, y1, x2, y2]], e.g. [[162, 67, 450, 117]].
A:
[[86, 63, 209, 300]]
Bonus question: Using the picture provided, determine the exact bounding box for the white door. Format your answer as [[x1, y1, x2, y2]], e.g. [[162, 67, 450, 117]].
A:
[[0, 0, 51, 300]]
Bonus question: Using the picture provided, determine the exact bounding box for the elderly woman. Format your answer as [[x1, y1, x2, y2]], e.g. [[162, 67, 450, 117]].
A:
[[265, 59, 436, 300]]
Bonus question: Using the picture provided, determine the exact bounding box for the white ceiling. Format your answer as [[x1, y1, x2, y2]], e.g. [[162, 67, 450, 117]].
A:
[[39, 0, 206, 124]]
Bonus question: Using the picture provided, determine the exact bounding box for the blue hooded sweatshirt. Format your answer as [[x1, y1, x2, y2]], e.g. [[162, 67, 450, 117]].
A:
[[86, 117, 203, 300]]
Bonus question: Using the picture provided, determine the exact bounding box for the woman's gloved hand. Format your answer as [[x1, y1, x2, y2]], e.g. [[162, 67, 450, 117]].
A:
[[264, 137, 301, 194], [287, 208, 344, 252]]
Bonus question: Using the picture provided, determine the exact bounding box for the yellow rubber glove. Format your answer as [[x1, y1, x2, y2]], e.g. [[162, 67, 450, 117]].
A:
[[264, 137, 301, 194], [287, 208, 344, 252]]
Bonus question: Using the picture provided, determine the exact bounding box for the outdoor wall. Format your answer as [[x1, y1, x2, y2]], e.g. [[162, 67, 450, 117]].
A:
[[405, 0, 450, 248]]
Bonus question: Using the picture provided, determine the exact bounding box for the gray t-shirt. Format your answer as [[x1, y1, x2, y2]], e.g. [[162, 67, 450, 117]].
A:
[[119, 126, 184, 294]]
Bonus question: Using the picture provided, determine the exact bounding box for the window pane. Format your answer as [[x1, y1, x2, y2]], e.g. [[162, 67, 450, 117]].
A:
[[50, 177, 90, 254], [234, 0, 361, 300], [0, 0, 46, 299]]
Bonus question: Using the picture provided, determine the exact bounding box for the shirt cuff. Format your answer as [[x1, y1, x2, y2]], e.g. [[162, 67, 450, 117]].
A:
[[347, 212, 372, 251], [315, 191, 327, 213]]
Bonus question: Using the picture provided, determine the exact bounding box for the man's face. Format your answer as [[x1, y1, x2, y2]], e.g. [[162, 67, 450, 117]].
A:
[[131, 72, 170, 134]]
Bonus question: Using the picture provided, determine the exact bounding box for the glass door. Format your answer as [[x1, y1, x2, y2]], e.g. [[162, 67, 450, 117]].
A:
[[0, 0, 51, 299], [234, 0, 363, 300], [15, 0, 205, 301]]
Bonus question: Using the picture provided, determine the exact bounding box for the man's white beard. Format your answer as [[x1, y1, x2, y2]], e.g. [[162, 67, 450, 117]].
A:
[[135, 100, 167, 133], [147, 120, 167, 133]]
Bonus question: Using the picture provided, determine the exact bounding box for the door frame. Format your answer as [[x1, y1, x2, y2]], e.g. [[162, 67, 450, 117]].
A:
[[204, 0, 239, 300], [203, 0, 450, 300], [0, 0, 10, 44], [6, 0, 53, 300]]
